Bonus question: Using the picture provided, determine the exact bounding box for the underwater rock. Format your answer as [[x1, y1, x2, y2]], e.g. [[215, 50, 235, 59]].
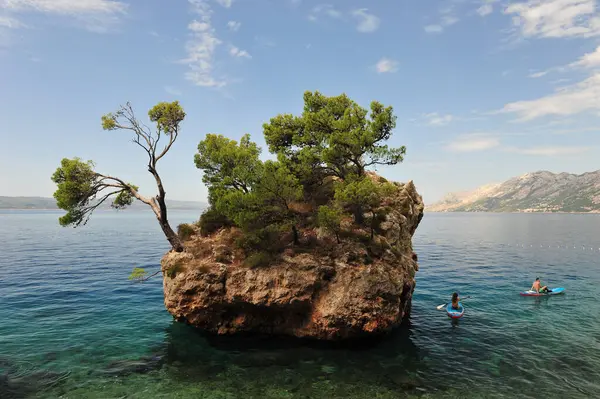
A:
[[163, 176, 424, 340], [101, 355, 164, 376]]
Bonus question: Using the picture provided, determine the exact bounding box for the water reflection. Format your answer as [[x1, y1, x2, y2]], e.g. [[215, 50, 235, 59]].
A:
[[154, 319, 430, 396]]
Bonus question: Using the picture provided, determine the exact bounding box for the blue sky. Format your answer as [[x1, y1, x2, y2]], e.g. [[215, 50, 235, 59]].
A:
[[1, 0, 600, 205]]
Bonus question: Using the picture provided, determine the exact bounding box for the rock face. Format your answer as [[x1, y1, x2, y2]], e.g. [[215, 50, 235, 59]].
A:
[[162, 179, 424, 340], [429, 170, 600, 213]]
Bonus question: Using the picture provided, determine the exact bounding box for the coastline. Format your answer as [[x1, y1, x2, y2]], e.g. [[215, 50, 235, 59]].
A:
[[426, 210, 600, 215]]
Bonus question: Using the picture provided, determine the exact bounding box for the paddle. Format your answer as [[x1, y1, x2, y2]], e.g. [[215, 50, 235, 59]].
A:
[[436, 296, 471, 310]]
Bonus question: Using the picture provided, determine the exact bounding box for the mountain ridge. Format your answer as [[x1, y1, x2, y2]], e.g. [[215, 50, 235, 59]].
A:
[[428, 170, 600, 213], [0, 196, 207, 211]]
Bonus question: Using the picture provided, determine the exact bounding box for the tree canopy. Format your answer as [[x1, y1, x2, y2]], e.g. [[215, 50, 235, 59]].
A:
[[52, 101, 186, 252], [263, 91, 405, 183], [195, 91, 406, 255]]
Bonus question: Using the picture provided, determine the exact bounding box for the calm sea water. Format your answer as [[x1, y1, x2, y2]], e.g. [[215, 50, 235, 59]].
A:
[[1, 210, 599, 398]]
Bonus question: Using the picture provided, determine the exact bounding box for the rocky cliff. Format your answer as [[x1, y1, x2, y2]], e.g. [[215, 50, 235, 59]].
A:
[[429, 170, 600, 213], [161, 178, 424, 341]]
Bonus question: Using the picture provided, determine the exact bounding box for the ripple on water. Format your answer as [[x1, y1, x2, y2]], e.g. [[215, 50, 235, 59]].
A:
[[1, 211, 600, 398]]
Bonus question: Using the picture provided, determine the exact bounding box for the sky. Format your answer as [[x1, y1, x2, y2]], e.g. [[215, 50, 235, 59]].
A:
[[1, 0, 600, 205]]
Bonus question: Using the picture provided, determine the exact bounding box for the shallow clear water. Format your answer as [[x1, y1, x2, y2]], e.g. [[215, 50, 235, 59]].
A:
[[1, 210, 599, 398]]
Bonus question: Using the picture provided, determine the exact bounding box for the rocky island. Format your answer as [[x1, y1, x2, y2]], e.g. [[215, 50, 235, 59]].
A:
[[162, 174, 423, 340], [51, 91, 423, 341]]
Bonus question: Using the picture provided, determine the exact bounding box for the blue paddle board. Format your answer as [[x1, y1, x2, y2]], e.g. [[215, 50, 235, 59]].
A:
[[520, 287, 565, 296], [446, 302, 464, 319]]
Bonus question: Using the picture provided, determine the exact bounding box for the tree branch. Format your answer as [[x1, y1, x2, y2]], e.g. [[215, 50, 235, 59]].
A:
[[154, 126, 178, 164], [132, 270, 162, 283], [76, 189, 123, 226]]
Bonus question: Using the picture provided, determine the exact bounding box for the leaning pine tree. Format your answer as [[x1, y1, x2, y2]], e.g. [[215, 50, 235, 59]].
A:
[[51, 101, 186, 254]]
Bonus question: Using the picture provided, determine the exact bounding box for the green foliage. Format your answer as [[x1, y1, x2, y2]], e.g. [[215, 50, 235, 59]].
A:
[[334, 177, 398, 235], [129, 267, 148, 281], [101, 114, 117, 130], [177, 223, 196, 241], [166, 263, 185, 279], [198, 207, 233, 236], [52, 158, 105, 226], [254, 161, 303, 209], [52, 158, 96, 211], [263, 91, 406, 185], [195, 135, 303, 248], [102, 101, 185, 136], [317, 205, 343, 243], [51, 157, 138, 227], [244, 251, 275, 269], [334, 176, 380, 224], [192, 91, 407, 262], [235, 224, 286, 254], [112, 184, 138, 209], [55, 100, 187, 253], [194, 133, 262, 196], [148, 101, 186, 134]]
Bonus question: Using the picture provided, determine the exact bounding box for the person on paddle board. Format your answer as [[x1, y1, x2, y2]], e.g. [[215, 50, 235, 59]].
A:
[[451, 292, 461, 309], [531, 277, 551, 293]]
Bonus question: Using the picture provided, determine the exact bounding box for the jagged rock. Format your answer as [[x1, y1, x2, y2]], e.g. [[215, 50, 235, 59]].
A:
[[162, 177, 424, 340]]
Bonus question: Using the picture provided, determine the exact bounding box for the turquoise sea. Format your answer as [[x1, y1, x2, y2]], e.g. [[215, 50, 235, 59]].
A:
[[1, 210, 599, 398]]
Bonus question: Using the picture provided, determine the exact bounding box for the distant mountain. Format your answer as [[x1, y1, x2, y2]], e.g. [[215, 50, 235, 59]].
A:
[[0, 196, 207, 211], [428, 170, 600, 213]]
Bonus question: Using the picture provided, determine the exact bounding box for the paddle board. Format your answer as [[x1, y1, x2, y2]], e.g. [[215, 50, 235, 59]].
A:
[[519, 287, 565, 296], [446, 302, 464, 319]]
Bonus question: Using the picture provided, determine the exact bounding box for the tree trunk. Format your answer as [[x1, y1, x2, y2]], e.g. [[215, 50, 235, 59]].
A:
[[370, 211, 375, 241], [353, 205, 364, 225], [149, 167, 184, 252], [335, 231, 340, 244], [149, 195, 184, 253], [292, 225, 299, 245], [159, 217, 184, 252]]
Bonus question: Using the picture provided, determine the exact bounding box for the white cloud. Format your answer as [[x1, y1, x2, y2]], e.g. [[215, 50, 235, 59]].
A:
[[477, 4, 493, 17], [352, 8, 380, 32], [423, 112, 454, 126], [309, 4, 342, 21], [1, 0, 127, 32], [570, 45, 600, 68], [0, 15, 26, 28], [529, 70, 549, 78], [505, 0, 600, 39], [425, 4, 460, 34], [528, 45, 600, 78], [502, 73, 600, 121], [424, 24, 443, 33], [215, 0, 232, 8], [227, 20, 241, 32], [2, 0, 127, 15], [505, 146, 590, 156], [375, 57, 398, 73], [476, 0, 499, 17], [441, 15, 459, 26], [229, 45, 251, 58], [164, 86, 182, 96], [2, 1, 125, 33], [189, 20, 210, 32], [446, 134, 500, 152], [181, 0, 226, 88]]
